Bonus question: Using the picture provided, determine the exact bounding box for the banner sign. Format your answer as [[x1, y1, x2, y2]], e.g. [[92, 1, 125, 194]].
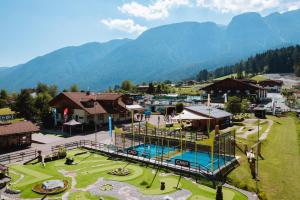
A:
[[127, 149, 138, 156], [175, 159, 190, 168], [0, 114, 14, 121]]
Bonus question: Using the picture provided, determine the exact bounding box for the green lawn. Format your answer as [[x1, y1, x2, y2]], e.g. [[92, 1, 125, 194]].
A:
[[214, 74, 238, 80], [250, 75, 267, 82], [174, 86, 201, 95], [9, 148, 246, 200], [68, 192, 117, 200], [227, 114, 300, 200]]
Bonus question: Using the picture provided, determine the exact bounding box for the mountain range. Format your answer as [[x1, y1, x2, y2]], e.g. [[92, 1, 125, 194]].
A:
[[1, 9, 300, 91]]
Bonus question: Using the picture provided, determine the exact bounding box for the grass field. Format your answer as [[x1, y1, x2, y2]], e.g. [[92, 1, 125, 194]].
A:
[[227, 114, 300, 200], [250, 75, 267, 82], [9, 148, 247, 200]]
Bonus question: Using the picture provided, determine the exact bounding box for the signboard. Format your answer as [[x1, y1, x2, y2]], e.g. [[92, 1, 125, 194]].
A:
[[0, 114, 14, 121], [127, 149, 138, 156], [108, 116, 112, 138], [175, 159, 190, 168]]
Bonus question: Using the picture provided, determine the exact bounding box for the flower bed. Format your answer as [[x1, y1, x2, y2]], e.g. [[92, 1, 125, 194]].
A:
[[108, 168, 131, 176]]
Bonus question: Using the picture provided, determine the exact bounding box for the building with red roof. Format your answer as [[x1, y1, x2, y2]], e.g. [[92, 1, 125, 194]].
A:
[[0, 121, 39, 149], [49, 92, 133, 130]]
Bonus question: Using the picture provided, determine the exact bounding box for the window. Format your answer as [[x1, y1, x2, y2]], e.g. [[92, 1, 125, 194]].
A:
[[98, 114, 104, 121]]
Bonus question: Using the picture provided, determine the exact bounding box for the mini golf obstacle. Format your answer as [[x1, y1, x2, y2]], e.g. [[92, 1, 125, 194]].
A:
[[32, 180, 68, 195]]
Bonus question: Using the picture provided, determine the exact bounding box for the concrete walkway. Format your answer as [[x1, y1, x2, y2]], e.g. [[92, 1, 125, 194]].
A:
[[224, 183, 258, 200], [259, 120, 273, 141], [236, 119, 273, 141]]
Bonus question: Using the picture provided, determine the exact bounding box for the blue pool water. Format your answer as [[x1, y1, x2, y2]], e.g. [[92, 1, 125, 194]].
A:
[[169, 151, 234, 171], [129, 144, 176, 158], [128, 144, 235, 171]]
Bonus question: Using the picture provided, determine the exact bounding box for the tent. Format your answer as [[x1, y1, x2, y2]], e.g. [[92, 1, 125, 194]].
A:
[[63, 119, 82, 136], [125, 104, 145, 112]]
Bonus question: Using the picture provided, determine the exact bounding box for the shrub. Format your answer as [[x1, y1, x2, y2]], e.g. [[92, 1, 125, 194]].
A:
[[258, 191, 268, 200], [58, 147, 67, 158], [140, 180, 148, 186]]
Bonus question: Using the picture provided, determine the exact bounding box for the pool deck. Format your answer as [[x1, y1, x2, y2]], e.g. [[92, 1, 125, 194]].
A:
[[81, 142, 238, 179]]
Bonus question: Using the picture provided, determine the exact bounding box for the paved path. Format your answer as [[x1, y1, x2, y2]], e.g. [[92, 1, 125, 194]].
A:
[[236, 119, 273, 141], [224, 183, 258, 200], [88, 178, 191, 200], [259, 120, 273, 141], [236, 126, 261, 139]]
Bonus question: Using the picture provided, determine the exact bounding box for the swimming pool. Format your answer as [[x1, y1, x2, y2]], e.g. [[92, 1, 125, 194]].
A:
[[128, 144, 176, 158], [127, 144, 235, 172], [169, 151, 234, 171]]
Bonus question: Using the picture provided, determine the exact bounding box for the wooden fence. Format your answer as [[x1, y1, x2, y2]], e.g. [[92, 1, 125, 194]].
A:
[[0, 149, 38, 164]]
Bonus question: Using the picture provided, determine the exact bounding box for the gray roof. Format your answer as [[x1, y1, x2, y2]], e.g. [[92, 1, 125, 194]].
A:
[[185, 105, 232, 119]]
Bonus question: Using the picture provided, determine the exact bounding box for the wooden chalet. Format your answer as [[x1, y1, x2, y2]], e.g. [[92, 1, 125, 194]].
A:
[[0, 121, 39, 150], [201, 78, 267, 102], [258, 79, 283, 93], [49, 92, 133, 129], [174, 105, 232, 131]]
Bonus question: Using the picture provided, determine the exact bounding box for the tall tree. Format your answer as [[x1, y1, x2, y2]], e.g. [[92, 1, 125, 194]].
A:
[[35, 92, 52, 124], [0, 89, 8, 99], [196, 69, 209, 81], [0, 89, 9, 108], [48, 84, 58, 97], [70, 84, 79, 92], [36, 82, 49, 94], [225, 96, 241, 115], [147, 83, 155, 94], [121, 80, 134, 91], [14, 89, 36, 120]]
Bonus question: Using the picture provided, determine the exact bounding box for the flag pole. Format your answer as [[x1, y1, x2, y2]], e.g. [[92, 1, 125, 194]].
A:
[[207, 94, 214, 173]]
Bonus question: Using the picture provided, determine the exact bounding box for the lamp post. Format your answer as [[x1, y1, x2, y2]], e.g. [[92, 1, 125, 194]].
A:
[[94, 94, 97, 144], [256, 118, 260, 194]]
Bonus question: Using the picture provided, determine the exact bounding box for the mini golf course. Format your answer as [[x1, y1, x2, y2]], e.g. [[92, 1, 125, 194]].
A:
[[8, 148, 247, 200]]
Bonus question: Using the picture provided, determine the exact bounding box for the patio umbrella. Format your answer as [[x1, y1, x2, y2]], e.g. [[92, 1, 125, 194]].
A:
[[64, 119, 81, 136]]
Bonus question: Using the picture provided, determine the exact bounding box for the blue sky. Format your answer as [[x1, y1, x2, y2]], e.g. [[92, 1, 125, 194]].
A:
[[1, 0, 300, 67]]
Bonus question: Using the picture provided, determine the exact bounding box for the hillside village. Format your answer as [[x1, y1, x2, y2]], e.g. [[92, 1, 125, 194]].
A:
[[0, 70, 299, 200], [1, 2, 300, 200]]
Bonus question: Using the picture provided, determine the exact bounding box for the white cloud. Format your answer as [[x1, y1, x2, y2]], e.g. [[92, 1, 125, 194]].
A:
[[196, 0, 300, 13], [285, 1, 300, 11], [196, 0, 280, 13], [118, 0, 191, 20], [101, 18, 147, 34]]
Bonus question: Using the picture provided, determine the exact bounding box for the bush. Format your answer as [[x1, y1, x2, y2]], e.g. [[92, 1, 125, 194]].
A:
[[258, 191, 268, 200], [175, 103, 184, 113], [140, 180, 148, 186], [58, 147, 67, 158]]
